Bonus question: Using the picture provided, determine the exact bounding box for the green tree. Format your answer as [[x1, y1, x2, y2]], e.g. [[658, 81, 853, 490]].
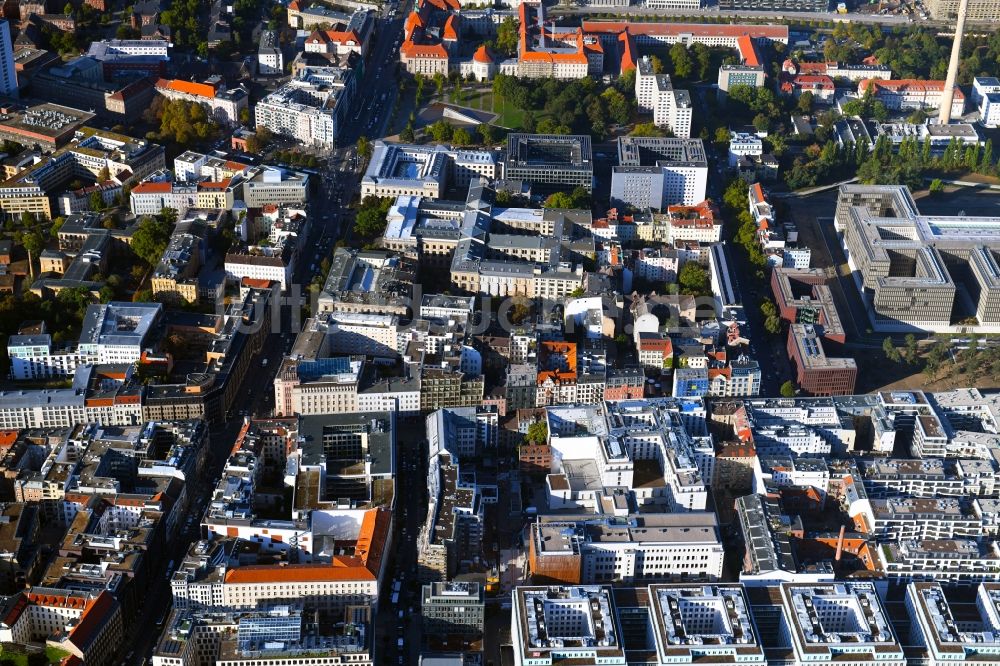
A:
[[21, 231, 45, 279], [89, 191, 104, 211], [883, 337, 902, 362], [495, 17, 519, 55], [353, 196, 393, 239], [929, 178, 945, 195], [780, 380, 796, 397], [631, 122, 667, 137], [714, 126, 731, 146], [601, 88, 631, 126], [526, 420, 548, 444], [429, 120, 453, 142], [796, 91, 814, 114], [669, 43, 693, 79], [131, 215, 172, 266], [452, 127, 472, 146], [904, 333, 919, 365], [650, 55, 665, 74], [677, 262, 709, 297], [357, 135, 372, 160], [478, 123, 495, 145]]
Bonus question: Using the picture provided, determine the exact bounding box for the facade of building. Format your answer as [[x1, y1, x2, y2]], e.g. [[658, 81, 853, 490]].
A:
[[502, 134, 593, 192], [254, 66, 356, 147], [155, 78, 248, 125], [611, 136, 707, 210]]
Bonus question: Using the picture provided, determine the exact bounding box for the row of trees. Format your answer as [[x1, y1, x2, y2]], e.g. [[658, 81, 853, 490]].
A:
[[722, 179, 768, 267]]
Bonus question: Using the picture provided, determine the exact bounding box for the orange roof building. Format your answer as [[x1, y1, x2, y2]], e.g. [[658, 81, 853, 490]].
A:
[[473, 44, 492, 63], [516, 3, 593, 79], [858, 78, 966, 115], [399, 0, 459, 75], [213, 508, 390, 609], [153, 77, 248, 125]]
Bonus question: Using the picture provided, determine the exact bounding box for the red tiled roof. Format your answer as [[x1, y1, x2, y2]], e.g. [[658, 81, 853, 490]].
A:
[[68, 591, 116, 652], [131, 181, 172, 194], [619, 31, 636, 72], [401, 41, 448, 58], [442, 14, 458, 40], [583, 21, 788, 41], [156, 78, 217, 99], [859, 78, 965, 99], [473, 44, 492, 63], [736, 35, 760, 67]]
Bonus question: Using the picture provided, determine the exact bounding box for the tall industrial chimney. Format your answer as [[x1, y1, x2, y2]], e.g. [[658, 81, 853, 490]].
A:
[[938, 0, 970, 124]]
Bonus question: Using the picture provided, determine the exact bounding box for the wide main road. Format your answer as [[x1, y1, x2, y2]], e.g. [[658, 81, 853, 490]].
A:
[[339, 0, 411, 148]]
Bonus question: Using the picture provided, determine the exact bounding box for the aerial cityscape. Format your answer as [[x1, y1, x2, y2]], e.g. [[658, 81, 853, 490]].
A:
[[0, 0, 998, 663]]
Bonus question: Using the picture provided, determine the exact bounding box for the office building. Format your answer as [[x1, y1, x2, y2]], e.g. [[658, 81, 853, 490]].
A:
[[926, 0, 1000, 21], [421, 582, 485, 638], [528, 513, 724, 585], [771, 268, 856, 396], [718, 36, 766, 93], [516, 3, 598, 80], [837, 184, 1000, 331], [362, 142, 498, 199], [502, 134, 593, 192], [611, 136, 707, 210], [0, 21, 17, 97]]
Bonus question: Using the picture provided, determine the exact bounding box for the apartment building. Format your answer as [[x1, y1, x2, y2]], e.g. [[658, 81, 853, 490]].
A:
[[635, 57, 692, 137], [254, 66, 355, 147], [529, 513, 724, 585], [0, 127, 165, 218], [257, 29, 283, 74]]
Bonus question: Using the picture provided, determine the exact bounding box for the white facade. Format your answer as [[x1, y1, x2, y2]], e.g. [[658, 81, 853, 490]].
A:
[[7, 336, 95, 380], [728, 132, 763, 167], [636, 249, 679, 283], [224, 255, 293, 291]]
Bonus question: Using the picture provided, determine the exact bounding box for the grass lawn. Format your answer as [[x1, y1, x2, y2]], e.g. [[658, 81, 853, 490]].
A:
[[482, 92, 526, 129]]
